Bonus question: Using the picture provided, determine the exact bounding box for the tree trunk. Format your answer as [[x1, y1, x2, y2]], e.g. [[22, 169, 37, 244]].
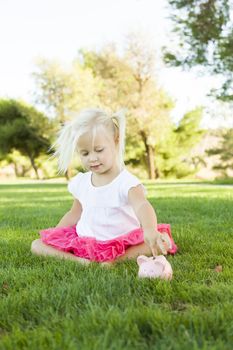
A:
[[29, 156, 40, 179], [140, 131, 157, 179], [147, 144, 156, 180], [13, 162, 20, 177]]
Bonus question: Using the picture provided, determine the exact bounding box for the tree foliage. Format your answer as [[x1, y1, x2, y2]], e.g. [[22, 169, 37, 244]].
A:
[[32, 35, 205, 179], [165, 0, 233, 101], [79, 38, 174, 179], [207, 128, 233, 175], [156, 107, 204, 178], [0, 99, 53, 178], [33, 58, 101, 123]]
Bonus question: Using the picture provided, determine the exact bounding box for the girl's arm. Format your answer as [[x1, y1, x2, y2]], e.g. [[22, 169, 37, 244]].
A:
[[128, 185, 165, 256], [56, 198, 82, 228]]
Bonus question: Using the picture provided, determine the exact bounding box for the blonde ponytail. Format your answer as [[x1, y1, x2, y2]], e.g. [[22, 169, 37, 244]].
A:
[[111, 109, 126, 169], [52, 121, 80, 173]]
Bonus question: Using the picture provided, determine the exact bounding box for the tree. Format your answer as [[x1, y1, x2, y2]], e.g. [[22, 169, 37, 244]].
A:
[[156, 107, 205, 178], [125, 32, 175, 179], [80, 37, 174, 179], [33, 58, 101, 123], [32, 36, 204, 179], [207, 128, 233, 175], [0, 99, 53, 179], [174, 107, 204, 151], [0, 150, 32, 177], [165, 0, 233, 101], [79, 45, 137, 110], [33, 58, 102, 178]]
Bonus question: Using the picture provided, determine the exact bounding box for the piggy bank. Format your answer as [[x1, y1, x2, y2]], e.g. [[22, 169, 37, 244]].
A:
[[137, 255, 173, 280]]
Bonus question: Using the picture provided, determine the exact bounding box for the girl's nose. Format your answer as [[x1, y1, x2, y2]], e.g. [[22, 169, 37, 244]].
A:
[[89, 153, 98, 162]]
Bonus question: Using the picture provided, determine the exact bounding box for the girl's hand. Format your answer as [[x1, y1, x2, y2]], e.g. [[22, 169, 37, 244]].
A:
[[143, 228, 168, 257]]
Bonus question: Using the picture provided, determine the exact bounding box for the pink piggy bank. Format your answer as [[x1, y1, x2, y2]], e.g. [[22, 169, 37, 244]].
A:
[[137, 255, 173, 280]]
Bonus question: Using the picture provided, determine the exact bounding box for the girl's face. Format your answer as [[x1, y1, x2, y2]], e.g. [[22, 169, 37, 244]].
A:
[[77, 125, 119, 174]]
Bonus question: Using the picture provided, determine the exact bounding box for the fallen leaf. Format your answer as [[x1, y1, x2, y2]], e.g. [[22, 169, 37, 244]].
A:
[[214, 265, 223, 273]]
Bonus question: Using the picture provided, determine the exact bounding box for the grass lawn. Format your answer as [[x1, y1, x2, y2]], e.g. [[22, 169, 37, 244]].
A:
[[0, 180, 233, 350]]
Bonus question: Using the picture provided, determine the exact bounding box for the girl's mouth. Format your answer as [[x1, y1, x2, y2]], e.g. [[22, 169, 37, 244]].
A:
[[90, 164, 101, 170]]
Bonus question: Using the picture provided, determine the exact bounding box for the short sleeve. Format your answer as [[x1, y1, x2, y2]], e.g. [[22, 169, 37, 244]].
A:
[[120, 171, 146, 203], [67, 172, 84, 199]]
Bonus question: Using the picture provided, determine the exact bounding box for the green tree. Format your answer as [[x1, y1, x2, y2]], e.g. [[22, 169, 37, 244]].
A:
[[165, 0, 233, 101], [207, 128, 233, 176], [124, 32, 174, 179], [33, 36, 204, 179], [0, 150, 32, 177], [0, 99, 53, 179], [80, 37, 174, 179], [33, 58, 102, 178], [153, 107, 204, 178], [79, 45, 137, 110], [33, 58, 101, 123], [174, 107, 204, 151]]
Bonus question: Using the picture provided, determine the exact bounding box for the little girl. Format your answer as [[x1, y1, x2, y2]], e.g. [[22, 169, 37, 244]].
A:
[[31, 108, 177, 264]]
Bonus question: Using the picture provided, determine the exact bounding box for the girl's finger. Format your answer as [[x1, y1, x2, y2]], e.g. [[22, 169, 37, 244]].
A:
[[151, 245, 158, 257], [157, 237, 167, 255]]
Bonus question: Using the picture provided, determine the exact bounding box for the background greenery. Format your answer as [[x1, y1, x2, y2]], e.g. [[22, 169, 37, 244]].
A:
[[0, 181, 232, 349], [165, 0, 233, 102], [1, 1, 233, 180], [0, 38, 205, 181]]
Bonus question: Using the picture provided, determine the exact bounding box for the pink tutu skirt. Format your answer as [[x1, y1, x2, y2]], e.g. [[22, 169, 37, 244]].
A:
[[39, 224, 177, 262]]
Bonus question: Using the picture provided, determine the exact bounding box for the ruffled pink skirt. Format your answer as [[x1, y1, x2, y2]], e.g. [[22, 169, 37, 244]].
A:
[[39, 224, 177, 262]]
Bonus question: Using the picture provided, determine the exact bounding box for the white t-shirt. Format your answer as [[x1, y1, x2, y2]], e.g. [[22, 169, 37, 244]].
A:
[[68, 169, 144, 240]]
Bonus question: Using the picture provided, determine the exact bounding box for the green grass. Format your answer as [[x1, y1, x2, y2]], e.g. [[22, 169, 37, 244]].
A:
[[0, 181, 233, 350]]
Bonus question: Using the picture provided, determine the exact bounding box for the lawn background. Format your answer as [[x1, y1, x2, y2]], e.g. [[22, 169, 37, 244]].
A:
[[0, 180, 233, 349]]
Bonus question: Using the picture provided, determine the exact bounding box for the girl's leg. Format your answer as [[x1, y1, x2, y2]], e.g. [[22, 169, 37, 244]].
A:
[[31, 240, 153, 266], [31, 239, 90, 265], [116, 242, 152, 261]]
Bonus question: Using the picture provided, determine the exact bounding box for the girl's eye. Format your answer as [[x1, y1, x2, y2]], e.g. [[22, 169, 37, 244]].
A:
[[96, 149, 104, 153], [82, 153, 88, 156]]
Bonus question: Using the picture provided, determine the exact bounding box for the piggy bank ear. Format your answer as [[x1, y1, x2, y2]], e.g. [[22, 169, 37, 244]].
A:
[[137, 255, 148, 266]]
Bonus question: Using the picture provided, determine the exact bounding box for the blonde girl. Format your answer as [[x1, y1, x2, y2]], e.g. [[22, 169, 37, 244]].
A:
[[31, 108, 177, 264]]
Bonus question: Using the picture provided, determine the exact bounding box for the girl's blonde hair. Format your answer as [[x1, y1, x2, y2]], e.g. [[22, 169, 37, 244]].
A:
[[53, 108, 126, 173]]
